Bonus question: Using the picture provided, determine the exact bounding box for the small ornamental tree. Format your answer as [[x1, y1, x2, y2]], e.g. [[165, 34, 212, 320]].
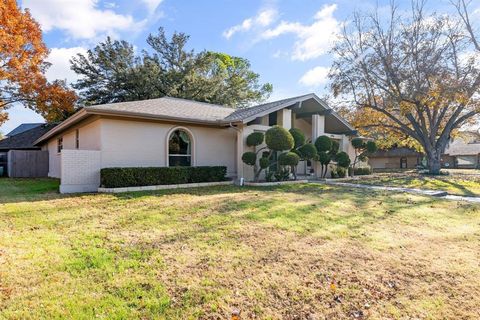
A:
[[242, 126, 316, 182], [335, 151, 351, 169], [314, 135, 339, 178], [350, 138, 377, 176]]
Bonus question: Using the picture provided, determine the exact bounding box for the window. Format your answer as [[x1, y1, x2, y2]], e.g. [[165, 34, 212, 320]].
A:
[[268, 112, 277, 126], [57, 137, 63, 153], [168, 129, 192, 166], [75, 129, 79, 149]]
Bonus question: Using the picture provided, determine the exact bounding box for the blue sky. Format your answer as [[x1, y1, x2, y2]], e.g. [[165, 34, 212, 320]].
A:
[[2, 0, 475, 134]]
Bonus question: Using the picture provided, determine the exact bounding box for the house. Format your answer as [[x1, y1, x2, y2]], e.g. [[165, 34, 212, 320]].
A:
[[442, 131, 480, 169], [4, 123, 44, 138], [33, 94, 358, 193], [0, 123, 55, 177], [368, 147, 422, 170]]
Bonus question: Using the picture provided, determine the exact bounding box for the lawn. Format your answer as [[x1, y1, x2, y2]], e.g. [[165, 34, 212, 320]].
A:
[[1, 179, 480, 319], [347, 171, 480, 197]]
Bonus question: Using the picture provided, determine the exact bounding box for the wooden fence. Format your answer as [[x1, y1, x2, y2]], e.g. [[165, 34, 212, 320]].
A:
[[7, 150, 49, 178]]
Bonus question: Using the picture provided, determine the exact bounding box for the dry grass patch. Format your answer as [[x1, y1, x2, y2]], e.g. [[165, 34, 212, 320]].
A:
[[0, 179, 480, 319]]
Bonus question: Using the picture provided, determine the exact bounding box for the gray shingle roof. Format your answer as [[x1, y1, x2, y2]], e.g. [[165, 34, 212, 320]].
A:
[[86, 97, 235, 123], [6, 123, 44, 137], [0, 124, 57, 150], [225, 94, 314, 122]]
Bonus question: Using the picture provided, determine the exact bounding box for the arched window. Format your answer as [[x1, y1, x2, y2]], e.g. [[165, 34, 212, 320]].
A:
[[168, 129, 192, 166]]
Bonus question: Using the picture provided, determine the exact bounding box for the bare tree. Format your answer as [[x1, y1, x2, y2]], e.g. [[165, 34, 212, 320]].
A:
[[330, 0, 480, 174]]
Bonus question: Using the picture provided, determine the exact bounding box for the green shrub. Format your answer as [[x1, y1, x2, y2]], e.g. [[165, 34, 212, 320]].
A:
[[289, 128, 305, 148], [297, 143, 317, 160], [100, 166, 227, 188], [242, 152, 257, 166], [354, 167, 372, 175], [330, 140, 339, 155], [315, 135, 332, 152], [259, 157, 270, 169], [336, 151, 351, 168], [246, 132, 264, 147], [278, 152, 300, 166], [351, 137, 365, 148], [274, 167, 290, 181], [265, 126, 294, 151], [336, 166, 347, 178], [318, 151, 331, 165]]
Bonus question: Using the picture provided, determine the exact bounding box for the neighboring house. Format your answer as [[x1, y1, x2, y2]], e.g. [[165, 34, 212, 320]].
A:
[[442, 131, 480, 169], [34, 93, 358, 193], [368, 147, 422, 170], [4, 123, 44, 138], [0, 124, 55, 177]]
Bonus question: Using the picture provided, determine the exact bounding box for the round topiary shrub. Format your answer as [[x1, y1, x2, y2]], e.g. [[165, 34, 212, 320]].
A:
[[246, 132, 264, 147], [317, 151, 331, 165], [336, 151, 351, 168], [265, 126, 294, 151], [289, 128, 305, 148], [297, 143, 317, 160], [241, 152, 256, 166], [351, 137, 365, 149], [330, 140, 339, 155], [259, 157, 270, 169], [278, 152, 300, 166], [315, 135, 332, 152]]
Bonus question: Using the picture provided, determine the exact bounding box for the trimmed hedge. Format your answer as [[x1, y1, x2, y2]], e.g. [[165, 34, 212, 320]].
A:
[[354, 167, 372, 175], [101, 166, 227, 188]]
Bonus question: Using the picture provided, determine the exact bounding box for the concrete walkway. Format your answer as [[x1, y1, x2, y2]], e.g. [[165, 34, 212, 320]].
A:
[[321, 180, 480, 203]]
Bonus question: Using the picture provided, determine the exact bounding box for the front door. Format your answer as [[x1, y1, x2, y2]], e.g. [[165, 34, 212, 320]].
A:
[[400, 157, 407, 169]]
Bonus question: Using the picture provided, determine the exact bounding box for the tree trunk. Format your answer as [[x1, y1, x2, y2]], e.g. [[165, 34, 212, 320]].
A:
[[426, 151, 442, 175]]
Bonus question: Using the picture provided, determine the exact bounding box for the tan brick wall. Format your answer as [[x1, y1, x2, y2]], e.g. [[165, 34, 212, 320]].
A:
[[60, 149, 101, 193]]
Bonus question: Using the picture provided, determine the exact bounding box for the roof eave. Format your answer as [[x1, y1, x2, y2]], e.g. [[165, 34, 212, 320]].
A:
[[34, 108, 88, 145]]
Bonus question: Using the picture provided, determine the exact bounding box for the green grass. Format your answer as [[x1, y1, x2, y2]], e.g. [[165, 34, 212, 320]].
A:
[[1, 179, 480, 319], [348, 171, 480, 197]]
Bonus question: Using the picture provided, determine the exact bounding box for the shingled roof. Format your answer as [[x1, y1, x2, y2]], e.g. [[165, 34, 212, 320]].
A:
[[5, 123, 43, 137], [35, 94, 355, 145], [86, 97, 235, 123], [0, 124, 56, 151]]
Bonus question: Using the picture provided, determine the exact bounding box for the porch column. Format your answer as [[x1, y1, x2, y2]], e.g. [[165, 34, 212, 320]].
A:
[[277, 109, 292, 130], [311, 114, 325, 140], [236, 125, 245, 181]]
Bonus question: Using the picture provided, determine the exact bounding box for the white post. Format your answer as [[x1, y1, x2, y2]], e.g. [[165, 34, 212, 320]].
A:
[[278, 109, 292, 130], [311, 114, 325, 140], [236, 125, 245, 181]]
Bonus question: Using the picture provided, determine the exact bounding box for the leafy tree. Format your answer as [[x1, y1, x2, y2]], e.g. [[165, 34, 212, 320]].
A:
[[71, 28, 272, 107], [350, 138, 377, 176], [330, 0, 480, 174], [0, 0, 77, 127]]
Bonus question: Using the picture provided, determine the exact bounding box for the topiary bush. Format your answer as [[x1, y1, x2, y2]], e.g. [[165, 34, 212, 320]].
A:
[[354, 166, 372, 175], [278, 152, 300, 166], [315, 135, 332, 152], [297, 143, 317, 160], [246, 132, 264, 147], [265, 126, 294, 151], [289, 128, 306, 148], [259, 157, 270, 169], [100, 166, 227, 188], [336, 166, 347, 178], [241, 152, 257, 166], [336, 151, 351, 168]]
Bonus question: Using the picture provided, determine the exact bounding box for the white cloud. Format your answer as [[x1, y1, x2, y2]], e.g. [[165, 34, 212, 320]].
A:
[[223, 8, 278, 39], [46, 47, 88, 84], [22, 0, 143, 39], [261, 4, 340, 61], [299, 66, 330, 87], [142, 0, 163, 14]]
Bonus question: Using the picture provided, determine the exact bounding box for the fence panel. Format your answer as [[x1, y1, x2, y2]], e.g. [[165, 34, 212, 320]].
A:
[[8, 150, 49, 178]]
